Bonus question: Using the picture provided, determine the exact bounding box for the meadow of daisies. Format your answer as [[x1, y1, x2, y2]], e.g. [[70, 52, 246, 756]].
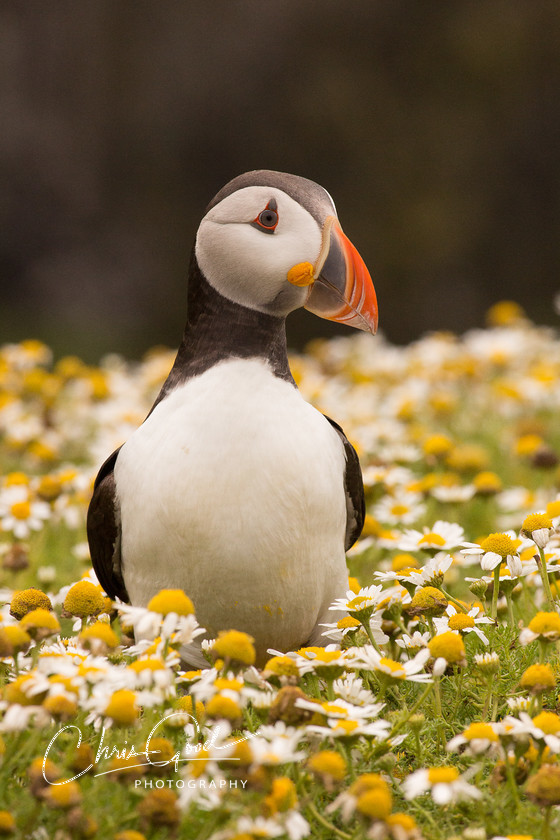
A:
[[2, 302, 560, 840]]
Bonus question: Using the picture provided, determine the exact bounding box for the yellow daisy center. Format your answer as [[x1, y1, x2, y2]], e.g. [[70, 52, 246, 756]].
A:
[[463, 722, 498, 742], [104, 690, 139, 726], [337, 616, 361, 630], [546, 500, 560, 519], [63, 581, 106, 618], [263, 655, 300, 677], [480, 533, 517, 557], [533, 711, 560, 735], [356, 787, 393, 820], [522, 513, 553, 534], [10, 501, 31, 520], [128, 658, 165, 673], [308, 750, 347, 780], [378, 657, 406, 678], [147, 589, 194, 616], [333, 719, 359, 734], [528, 611, 560, 636], [428, 631, 466, 664], [418, 533, 446, 546], [520, 663, 556, 691], [212, 630, 256, 665], [390, 504, 410, 516], [448, 614, 475, 631], [391, 554, 420, 572], [427, 766, 460, 785]]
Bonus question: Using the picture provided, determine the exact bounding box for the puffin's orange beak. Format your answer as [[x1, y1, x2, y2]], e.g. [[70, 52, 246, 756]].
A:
[[304, 216, 378, 334]]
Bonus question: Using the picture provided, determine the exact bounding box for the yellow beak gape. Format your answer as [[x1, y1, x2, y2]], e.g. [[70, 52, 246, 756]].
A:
[[287, 262, 315, 288]]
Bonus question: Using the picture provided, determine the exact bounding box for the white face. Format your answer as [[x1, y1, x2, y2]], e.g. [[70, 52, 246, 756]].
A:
[[195, 185, 330, 315]]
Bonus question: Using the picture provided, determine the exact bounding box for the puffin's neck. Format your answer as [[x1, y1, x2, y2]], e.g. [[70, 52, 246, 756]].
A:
[[154, 253, 294, 407]]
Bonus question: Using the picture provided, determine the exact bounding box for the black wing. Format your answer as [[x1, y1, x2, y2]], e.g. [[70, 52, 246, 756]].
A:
[[87, 447, 129, 602], [323, 415, 365, 551]]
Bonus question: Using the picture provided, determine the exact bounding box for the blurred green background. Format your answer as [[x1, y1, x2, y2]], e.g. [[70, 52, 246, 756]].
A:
[[2, 1, 559, 361]]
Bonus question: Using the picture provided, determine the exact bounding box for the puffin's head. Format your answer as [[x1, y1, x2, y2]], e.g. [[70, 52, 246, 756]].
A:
[[195, 170, 378, 333]]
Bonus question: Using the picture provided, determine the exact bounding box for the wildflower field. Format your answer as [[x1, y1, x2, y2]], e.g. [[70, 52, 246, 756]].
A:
[[2, 302, 560, 840]]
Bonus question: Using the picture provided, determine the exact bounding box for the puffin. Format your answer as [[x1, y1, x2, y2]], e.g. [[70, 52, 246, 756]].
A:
[[87, 170, 378, 666]]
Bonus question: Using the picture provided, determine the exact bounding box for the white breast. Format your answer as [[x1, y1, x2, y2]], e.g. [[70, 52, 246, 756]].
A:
[[114, 358, 349, 658]]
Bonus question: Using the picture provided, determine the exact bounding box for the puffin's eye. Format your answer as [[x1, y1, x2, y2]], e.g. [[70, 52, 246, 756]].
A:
[[251, 199, 278, 234]]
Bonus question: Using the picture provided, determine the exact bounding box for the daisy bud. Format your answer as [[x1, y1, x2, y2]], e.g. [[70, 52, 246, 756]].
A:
[[521, 512, 554, 548], [19, 608, 60, 641], [2, 544, 29, 571], [10, 588, 52, 620], [63, 581, 106, 619], [469, 579, 488, 600], [0, 625, 31, 658], [147, 589, 194, 616], [104, 689, 140, 726], [308, 750, 347, 788], [526, 763, 560, 807], [0, 811, 16, 835], [205, 695, 242, 726], [269, 686, 313, 726], [474, 652, 500, 674], [263, 776, 298, 814], [138, 789, 180, 828], [65, 807, 98, 838], [519, 663, 556, 694], [42, 779, 82, 810], [211, 629, 256, 666], [406, 586, 448, 618], [428, 632, 466, 667], [115, 832, 147, 840], [79, 621, 119, 653]]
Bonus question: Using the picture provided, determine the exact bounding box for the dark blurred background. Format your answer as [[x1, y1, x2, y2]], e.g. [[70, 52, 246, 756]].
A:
[[2, 1, 559, 361]]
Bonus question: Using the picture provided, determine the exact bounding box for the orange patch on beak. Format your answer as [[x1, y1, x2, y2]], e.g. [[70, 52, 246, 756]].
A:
[[305, 217, 378, 334]]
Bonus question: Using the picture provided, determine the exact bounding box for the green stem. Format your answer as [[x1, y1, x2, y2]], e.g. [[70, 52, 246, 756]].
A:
[[503, 755, 520, 810], [505, 590, 515, 629], [362, 619, 381, 653], [433, 675, 442, 718], [482, 675, 494, 721], [543, 805, 552, 840], [537, 547, 555, 609], [305, 801, 352, 840], [440, 588, 467, 613], [390, 681, 433, 738], [490, 566, 500, 620], [324, 678, 335, 701]]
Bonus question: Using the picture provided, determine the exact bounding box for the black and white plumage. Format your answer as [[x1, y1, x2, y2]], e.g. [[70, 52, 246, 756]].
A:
[[87, 170, 378, 665]]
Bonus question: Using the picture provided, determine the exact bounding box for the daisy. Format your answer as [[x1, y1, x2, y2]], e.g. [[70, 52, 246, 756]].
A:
[[329, 584, 386, 618], [395, 630, 431, 653], [461, 531, 522, 573], [295, 697, 385, 723], [349, 646, 432, 683], [502, 712, 560, 754], [332, 674, 378, 706], [372, 491, 426, 526], [249, 722, 307, 766], [320, 614, 389, 646], [402, 765, 482, 804], [519, 610, 560, 646], [395, 521, 465, 552], [433, 604, 493, 645], [305, 715, 391, 742], [447, 721, 502, 757], [431, 483, 476, 503], [291, 645, 350, 678], [0, 486, 51, 539]]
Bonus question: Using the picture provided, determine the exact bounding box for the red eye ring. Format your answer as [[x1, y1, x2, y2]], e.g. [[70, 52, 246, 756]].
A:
[[252, 199, 278, 234]]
